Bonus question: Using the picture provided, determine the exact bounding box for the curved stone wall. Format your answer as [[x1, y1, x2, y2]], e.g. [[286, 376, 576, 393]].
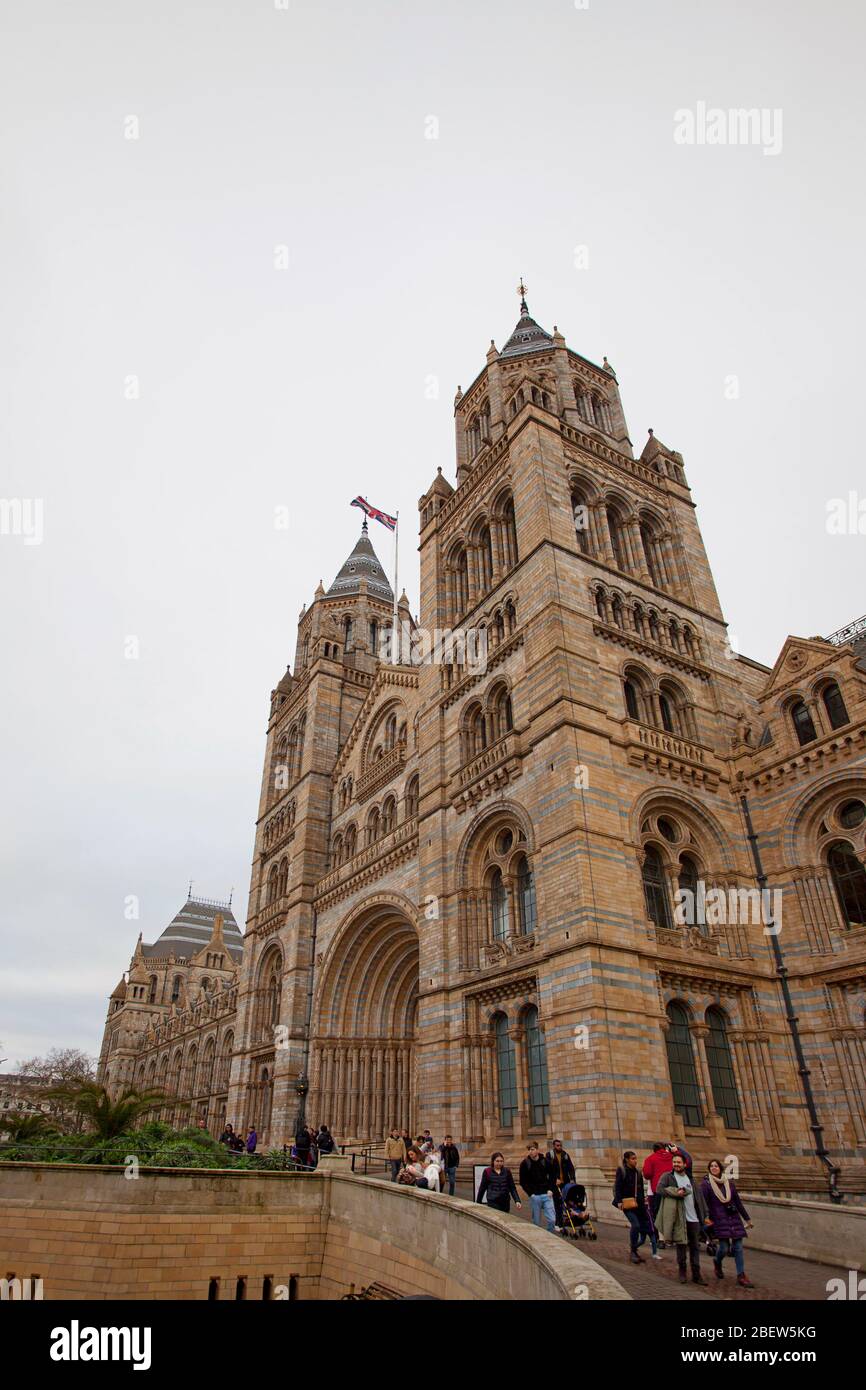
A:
[[0, 1163, 629, 1301]]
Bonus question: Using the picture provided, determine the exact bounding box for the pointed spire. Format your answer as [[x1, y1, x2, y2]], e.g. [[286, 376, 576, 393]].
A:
[[327, 524, 394, 601], [501, 276, 553, 359]]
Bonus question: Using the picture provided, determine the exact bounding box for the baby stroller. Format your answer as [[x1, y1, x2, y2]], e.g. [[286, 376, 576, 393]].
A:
[[559, 1181, 597, 1240]]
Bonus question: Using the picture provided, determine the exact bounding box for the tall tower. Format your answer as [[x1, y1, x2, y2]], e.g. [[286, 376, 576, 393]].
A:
[[410, 282, 790, 1174], [228, 519, 402, 1141], [226, 284, 864, 1196]]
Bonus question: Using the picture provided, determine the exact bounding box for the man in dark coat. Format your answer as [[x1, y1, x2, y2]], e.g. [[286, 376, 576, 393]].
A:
[[546, 1139, 576, 1225], [519, 1142, 558, 1234]]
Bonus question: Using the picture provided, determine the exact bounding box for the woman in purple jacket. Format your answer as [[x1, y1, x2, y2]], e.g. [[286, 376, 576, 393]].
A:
[[700, 1160, 755, 1288]]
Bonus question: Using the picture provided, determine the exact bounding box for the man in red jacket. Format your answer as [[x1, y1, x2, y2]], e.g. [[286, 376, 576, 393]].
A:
[[643, 1142, 691, 1227]]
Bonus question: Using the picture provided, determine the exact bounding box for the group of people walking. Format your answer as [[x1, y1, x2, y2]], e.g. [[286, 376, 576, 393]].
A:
[[476, 1139, 578, 1232], [216, 1121, 337, 1166], [216, 1119, 755, 1290], [385, 1128, 461, 1194], [614, 1142, 755, 1288], [217, 1122, 258, 1154]]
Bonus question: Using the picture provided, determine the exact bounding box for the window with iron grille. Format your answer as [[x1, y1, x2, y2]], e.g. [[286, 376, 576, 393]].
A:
[[664, 1002, 703, 1127], [705, 1007, 742, 1129], [524, 1006, 549, 1127], [495, 1014, 517, 1126]]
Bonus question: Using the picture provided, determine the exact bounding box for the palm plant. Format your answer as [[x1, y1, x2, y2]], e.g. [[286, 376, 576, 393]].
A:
[[1, 1110, 52, 1143], [47, 1082, 164, 1141]]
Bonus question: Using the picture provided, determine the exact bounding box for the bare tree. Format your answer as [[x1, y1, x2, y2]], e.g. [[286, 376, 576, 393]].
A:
[[16, 1048, 96, 1132]]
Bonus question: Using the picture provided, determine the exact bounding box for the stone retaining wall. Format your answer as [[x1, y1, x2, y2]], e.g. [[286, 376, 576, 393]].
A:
[[0, 1163, 629, 1301]]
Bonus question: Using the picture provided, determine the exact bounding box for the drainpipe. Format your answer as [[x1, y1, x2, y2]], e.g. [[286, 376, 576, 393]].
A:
[[739, 794, 841, 1203], [293, 903, 319, 1137]]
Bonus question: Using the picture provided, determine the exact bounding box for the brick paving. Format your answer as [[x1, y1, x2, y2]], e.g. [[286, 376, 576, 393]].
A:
[[528, 1212, 851, 1301]]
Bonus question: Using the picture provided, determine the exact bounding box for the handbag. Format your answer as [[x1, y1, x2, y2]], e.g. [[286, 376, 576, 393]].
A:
[[621, 1196, 638, 1211]]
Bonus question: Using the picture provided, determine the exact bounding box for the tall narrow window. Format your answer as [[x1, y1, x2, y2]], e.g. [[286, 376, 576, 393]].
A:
[[516, 855, 537, 934], [607, 507, 627, 570], [524, 1006, 550, 1127], [503, 499, 518, 568], [494, 1014, 517, 1126], [640, 522, 661, 586], [664, 1002, 703, 1127], [822, 682, 849, 730], [705, 1008, 742, 1129], [572, 492, 590, 554], [677, 854, 703, 933], [659, 692, 675, 733], [624, 678, 641, 722], [791, 700, 817, 746], [828, 842, 866, 925], [642, 847, 673, 930], [480, 526, 493, 590], [490, 868, 510, 940]]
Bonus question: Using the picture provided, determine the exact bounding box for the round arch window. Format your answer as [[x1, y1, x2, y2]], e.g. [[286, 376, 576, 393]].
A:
[[838, 800, 866, 830]]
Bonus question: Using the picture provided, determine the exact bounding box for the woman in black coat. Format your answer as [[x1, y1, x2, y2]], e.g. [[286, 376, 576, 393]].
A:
[[476, 1151, 522, 1214]]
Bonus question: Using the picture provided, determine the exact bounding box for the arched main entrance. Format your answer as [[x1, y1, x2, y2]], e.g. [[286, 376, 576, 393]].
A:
[[312, 900, 419, 1141]]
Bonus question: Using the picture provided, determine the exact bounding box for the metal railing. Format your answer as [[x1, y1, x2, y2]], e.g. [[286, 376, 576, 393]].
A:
[[339, 1140, 390, 1176]]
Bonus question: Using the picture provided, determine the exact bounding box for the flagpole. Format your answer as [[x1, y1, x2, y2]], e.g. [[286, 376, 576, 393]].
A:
[[392, 511, 399, 663]]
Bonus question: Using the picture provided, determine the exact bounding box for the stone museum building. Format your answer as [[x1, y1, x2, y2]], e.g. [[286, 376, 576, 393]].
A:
[[98, 289, 866, 1197]]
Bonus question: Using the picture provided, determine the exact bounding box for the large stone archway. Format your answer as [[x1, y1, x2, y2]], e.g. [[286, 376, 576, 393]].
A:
[[312, 899, 419, 1141]]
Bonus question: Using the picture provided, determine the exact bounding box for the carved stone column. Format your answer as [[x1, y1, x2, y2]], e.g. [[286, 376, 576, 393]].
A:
[[509, 1025, 528, 1137], [593, 502, 616, 566], [691, 1022, 722, 1132]]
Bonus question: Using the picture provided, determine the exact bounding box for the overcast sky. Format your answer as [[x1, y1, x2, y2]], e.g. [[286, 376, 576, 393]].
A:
[[1, 0, 864, 1069]]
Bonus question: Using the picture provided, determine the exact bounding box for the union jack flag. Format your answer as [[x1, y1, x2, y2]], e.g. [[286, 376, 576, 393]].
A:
[[351, 495, 397, 531]]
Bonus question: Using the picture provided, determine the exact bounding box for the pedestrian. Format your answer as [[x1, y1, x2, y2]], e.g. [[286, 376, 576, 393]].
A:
[[294, 1124, 311, 1166], [400, 1128, 412, 1157], [439, 1134, 460, 1196], [642, 1140, 691, 1242], [402, 1146, 439, 1190], [700, 1160, 755, 1289], [546, 1138, 576, 1225], [218, 1123, 234, 1146], [385, 1127, 407, 1181], [317, 1124, 335, 1155], [655, 1151, 709, 1285], [476, 1152, 521, 1214], [613, 1150, 657, 1263], [245, 1126, 257, 1154], [518, 1141, 558, 1234]]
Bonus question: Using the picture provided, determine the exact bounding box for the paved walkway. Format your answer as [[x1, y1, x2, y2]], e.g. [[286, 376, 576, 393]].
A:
[[527, 1213, 850, 1301]]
